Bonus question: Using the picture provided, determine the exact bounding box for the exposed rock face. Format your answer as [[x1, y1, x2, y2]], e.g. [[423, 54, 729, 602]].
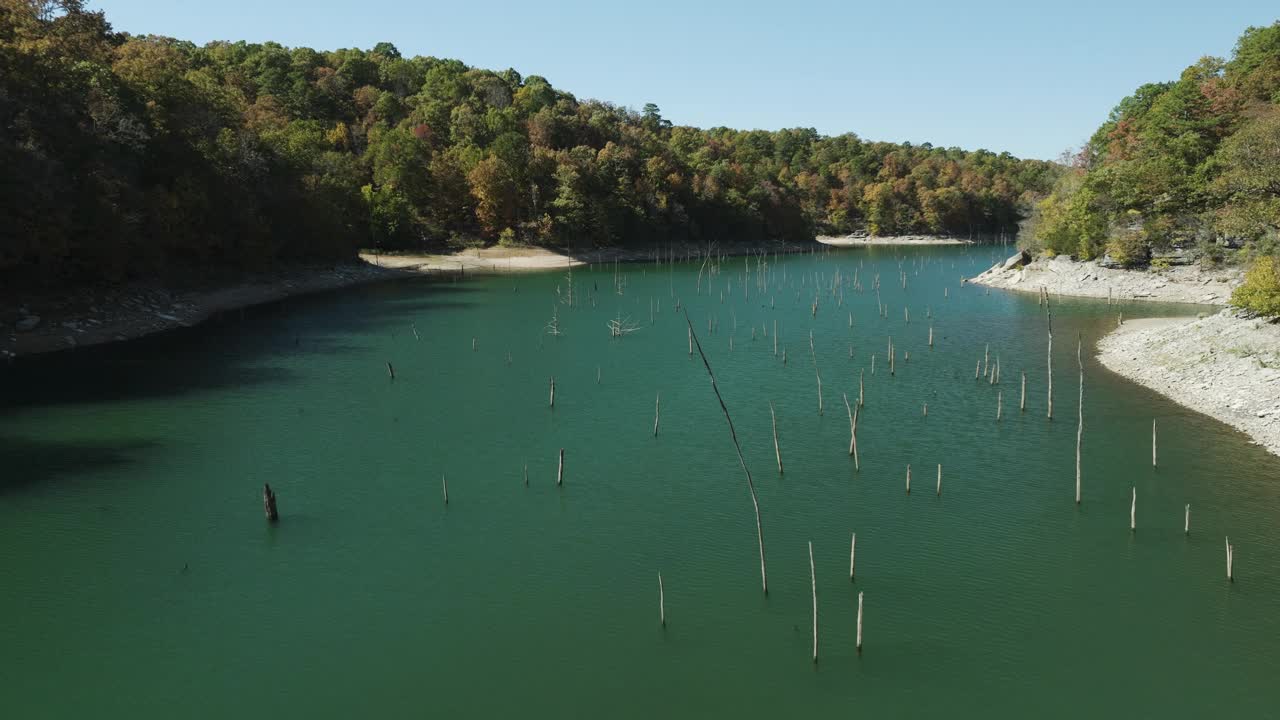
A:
[[1001, 250, 1031, 270], [1097, 312, 1280, 458]]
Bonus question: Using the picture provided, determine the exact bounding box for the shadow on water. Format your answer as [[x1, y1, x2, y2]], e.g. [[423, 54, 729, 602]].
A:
[[0, 276, 481, 410], [0, 434, 156, 496]]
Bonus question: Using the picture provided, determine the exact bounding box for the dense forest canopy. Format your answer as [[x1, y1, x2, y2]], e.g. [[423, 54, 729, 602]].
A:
[[1027, 22, 1280, 268], [0, 0, 1058, 286]]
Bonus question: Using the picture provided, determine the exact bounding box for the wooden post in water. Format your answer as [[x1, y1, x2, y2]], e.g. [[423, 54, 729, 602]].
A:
[[1020, 371, 1026, 412], [263, 483, 279, 522], [654, 393, 661, 437], [1076, 337, 1084, 505], [843, 393, 857, 455], [856, 592, 864, 654], [929, 325, 933, 348], [975, 360, 980, 380], [1047, 312, 1054, 420], [770, 401, 784, 475], [386, 362, 395, 380], [936, 464, 942, 496], [849, 532, 856, 581], [906, 464, 911, 494], [1130, 486, 1136, 531], [688, 326, 693, 357], [773, 320, 778, 357], [815, 368, 823, 416], [659, 572, 666, 627], [859, 370, 865, 407], [1152, 420, 1157, 467], [1225, 537, 1234, 582], [550, 376, 556, 408], [442, 472, 449, 505], [1184, 504, 1190, 534], [557, 449, 564, 487], [997, 391, 1002, 421], [809, 541, 818, 663], [523, 463, 528, 487]]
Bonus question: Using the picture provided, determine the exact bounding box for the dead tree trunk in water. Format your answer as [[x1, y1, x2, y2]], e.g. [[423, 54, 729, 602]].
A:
[[654, 393, 661, 437], [770, 401, 784, 475], [1047, 312, 1054, 420], [1076, 336, 1083, 505], [809, 540, 818, 663], [263, 483, 279, 522], [849, 532, 856, 581], [1152, 420, 1157, 467], [659, 572, 666, 627], [685, 312, 769, 595], [856, 592, 864, 654]]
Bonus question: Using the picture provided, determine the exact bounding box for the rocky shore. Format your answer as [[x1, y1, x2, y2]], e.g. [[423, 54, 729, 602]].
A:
[[1097, 312, 1280, 457], [4, 241, 818, 359], [969, 253, 1241, 305], [2, 262, 407, 359]]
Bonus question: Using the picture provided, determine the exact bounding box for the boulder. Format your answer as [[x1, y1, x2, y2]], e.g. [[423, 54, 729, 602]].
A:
[[1001, 250, 1031, 270], [15, 315, 40, 332]]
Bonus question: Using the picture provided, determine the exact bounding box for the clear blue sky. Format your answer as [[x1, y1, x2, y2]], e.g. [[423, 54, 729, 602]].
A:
[[90, 0, 1276, 160]]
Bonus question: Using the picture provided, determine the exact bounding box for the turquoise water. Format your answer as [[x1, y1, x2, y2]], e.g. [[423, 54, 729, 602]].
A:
[[2, 246, 1277, 718]]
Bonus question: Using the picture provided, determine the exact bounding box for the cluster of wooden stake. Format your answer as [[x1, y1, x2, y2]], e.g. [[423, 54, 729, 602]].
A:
[[276, 246, 1243, 666]]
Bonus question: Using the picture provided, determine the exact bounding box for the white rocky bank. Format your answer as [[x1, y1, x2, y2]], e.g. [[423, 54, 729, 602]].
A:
[[969, 253, 1240, 305], [1097, 313, 1280, 457], [971, 252, 1278, 457]]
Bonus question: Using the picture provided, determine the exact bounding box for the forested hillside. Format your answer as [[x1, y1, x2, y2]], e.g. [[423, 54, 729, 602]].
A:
[[1, 1, 1057, 287], [1028, 22, 1280, 267]]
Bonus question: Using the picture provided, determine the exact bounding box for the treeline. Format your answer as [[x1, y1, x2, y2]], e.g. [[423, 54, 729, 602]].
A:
[[1027, 22, 1280, 268], [1, 1, 1058, 287]]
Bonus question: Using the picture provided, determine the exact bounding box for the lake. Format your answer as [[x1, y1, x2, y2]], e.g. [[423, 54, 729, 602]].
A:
[[2, 245, 1277, 718]]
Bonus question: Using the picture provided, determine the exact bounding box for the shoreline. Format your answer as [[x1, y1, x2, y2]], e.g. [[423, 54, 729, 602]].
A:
[[2, 262, 410, 359], [817, 234, 971, 246], [1096, 311, 1280, 458], [4, 241, 816, 359], [361, 241, 819, 275], [970, 253, 1241, 306]]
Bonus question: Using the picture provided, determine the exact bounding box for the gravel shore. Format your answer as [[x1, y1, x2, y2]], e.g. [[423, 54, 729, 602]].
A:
[[1096, 312, 1280, 457], [970, 254, 1241, 305]]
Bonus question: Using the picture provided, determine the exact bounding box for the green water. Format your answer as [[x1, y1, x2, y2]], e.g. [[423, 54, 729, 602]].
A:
[[2, 246, 1277, 718]]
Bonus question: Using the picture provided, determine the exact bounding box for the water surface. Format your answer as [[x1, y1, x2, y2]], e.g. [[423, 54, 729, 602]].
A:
[[2, 246, 1276, 718]]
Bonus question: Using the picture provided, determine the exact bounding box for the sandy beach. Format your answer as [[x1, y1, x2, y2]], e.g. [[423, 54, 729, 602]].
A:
[[362, 241, 817, 275], [4, 241, 817, 359]]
